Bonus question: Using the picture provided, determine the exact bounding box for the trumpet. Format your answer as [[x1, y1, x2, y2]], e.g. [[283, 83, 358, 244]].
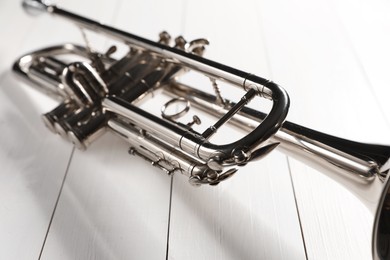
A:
[[14, 1, 390, 259]]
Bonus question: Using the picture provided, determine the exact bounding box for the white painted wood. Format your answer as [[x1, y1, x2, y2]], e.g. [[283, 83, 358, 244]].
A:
[[168, 154, 305, 260], [167, 1, 306, 259], [39, 134, 173, 260], [0, 1, 76, 259], [2, 0, 390, 259], [257, 0, 390, 259], [0, 1, 117, 259], [38, 1, 185, 259], [330, 0, 390, 126]]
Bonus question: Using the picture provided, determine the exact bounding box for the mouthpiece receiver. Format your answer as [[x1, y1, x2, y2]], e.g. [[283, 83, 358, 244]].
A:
[[22, 0, 49, 16]]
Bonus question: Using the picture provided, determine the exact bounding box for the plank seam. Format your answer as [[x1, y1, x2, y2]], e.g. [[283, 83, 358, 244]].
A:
[[287, 157, 309, 260], [253, 2, 308, 257], [165, 175, 174, 260], [37, 146, 75, 260]]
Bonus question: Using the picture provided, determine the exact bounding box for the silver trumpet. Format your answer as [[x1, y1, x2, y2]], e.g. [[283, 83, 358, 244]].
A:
[[14, 1, 390, 259]]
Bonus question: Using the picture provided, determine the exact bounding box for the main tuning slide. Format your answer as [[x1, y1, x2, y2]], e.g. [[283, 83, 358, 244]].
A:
[[14, 1, 390, 259]]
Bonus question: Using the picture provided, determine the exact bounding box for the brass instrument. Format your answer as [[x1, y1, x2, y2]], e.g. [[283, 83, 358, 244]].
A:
[[14, 1, 390, 259]]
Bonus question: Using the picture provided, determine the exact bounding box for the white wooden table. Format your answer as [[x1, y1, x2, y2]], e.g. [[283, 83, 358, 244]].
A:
[[0, 0, 389, 259]]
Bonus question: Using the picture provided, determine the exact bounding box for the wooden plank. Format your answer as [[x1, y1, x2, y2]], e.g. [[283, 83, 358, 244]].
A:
[[38, 0, 185, 259], [168, 154, 306, 260], [257, 0, 390, 259], [0, 1, 86, 259], [5, 0, 388, 259], [39, 134, 173, 260], [330, 0, 390, 124], [0, 1, 120, 259], [167, 0, 306, 259]]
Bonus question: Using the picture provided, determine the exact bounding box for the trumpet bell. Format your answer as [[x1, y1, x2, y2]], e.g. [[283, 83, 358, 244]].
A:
[[376, 183, 390, 259]]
